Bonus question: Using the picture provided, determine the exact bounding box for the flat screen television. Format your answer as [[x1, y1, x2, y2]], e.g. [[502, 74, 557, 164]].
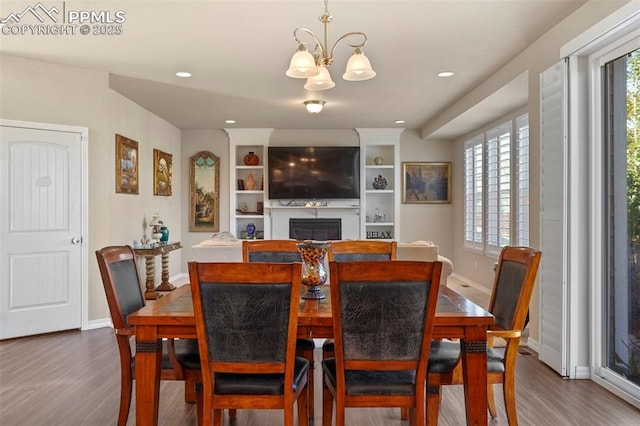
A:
[[268, 146, 360, 199]]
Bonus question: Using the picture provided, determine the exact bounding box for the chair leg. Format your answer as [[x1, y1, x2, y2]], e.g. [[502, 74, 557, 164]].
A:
[[194, 381, 203, 426], [426, 384, 442, 426], [322, 384, 333, 426], [213, 409, 223, 426], [400, 407, 408, 420], [335, 399, 345, 426], [487, 383, 497, 419], [503, 371, 519, 426], [297, 346, 315, 421], [297, 383, 309, 426], [118, 367, 132, 426], [185, 375, 197, 403]]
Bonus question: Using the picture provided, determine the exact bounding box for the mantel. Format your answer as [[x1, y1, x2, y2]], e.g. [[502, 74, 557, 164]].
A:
[[267, 205, 361, 210]]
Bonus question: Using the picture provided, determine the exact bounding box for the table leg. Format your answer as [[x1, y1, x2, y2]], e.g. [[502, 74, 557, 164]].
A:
[[156, 252, 176, 292], [143, 255, 160, 300], [460, 325, 489, 426], [135, 325, 162, 426]]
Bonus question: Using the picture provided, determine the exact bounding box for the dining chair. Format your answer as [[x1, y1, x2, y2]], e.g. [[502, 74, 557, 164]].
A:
[[322, 240, 398, 362], [426, 246, 542, 426], [322, 260, 442, 426], [188, 261, 310, 426], [242, 239, 317, 421], [327, 240, 397, 262], [95, 246, 201, 426]]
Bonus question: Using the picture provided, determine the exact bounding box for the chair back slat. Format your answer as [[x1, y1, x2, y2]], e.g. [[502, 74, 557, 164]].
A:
[[339, 279, 431, 361], [189, 262, 302, 376], [491, 260, 527, 330], [95, 246, 145, 331], [242, 239, 301, 263], [198, 282, 292, 363], [489, 246, 542, 332], [248, 251, 302, 263], [109, 259, 145, 327], [330, 260, 441, 367], [328, 240, 397, 262]]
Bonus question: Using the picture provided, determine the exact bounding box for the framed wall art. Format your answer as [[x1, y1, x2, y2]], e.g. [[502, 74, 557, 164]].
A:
[[153, 149, 172, 196], [402, 162, 452, 204], [115, 134, 139, 194], [190, 151, 220, 232]]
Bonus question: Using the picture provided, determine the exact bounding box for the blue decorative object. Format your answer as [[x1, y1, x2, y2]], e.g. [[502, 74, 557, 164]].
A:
[[246, 223, 256, 239], [160, 226, 169, 244]]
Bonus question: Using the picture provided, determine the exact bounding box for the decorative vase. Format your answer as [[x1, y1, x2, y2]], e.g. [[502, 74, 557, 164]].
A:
[[246, 222, 256, 239], [373, 155, 384, 165], [245, 173, 256, 190], [297, 242, 329, 299], [160, 226, 169, 244], [372, 174, 388, 190], [243, 151, 259, 166]]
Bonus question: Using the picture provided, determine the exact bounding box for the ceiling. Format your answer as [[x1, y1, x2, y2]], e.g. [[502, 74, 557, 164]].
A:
[[0, 0, 587, 138]]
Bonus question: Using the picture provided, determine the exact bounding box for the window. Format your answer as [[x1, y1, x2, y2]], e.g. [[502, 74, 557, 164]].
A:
[[463, 114, 529, 254], [516, 114, 530, 246], [464, 136, 484, 251]]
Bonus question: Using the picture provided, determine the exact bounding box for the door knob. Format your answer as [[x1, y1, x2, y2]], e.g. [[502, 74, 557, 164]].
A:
[[71, 237, 82, 244]]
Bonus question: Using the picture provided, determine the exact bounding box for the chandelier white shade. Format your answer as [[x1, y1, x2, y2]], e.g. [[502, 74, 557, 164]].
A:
[[343, 48, 376, 81], [304, 100, 325, 113], [286, 0, 375, 91], [285, 46, 319, 78], [304, 66, 335, 90]]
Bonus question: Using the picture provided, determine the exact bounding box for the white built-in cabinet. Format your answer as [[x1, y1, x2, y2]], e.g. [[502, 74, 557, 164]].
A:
[[357, 128, 402, 241], [226, 128, 402, 241], [226, 128, 272, 240]]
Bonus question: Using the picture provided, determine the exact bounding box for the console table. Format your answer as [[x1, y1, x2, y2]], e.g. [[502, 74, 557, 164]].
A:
[[134, 242, 182, 300]]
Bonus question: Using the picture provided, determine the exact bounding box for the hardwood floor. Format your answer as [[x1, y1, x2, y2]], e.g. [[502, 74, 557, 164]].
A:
[[1, 326, 639, 425]]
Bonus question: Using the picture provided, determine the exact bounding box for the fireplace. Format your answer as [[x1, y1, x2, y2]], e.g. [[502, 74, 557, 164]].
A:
[[289, 218, 341, 241]]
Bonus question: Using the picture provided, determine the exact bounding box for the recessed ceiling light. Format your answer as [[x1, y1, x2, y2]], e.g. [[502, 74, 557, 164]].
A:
[[225, 119, 236, 124], [176, 71, 192, 78], [394, 120, 405, 124], [437, 71, 454, 77]]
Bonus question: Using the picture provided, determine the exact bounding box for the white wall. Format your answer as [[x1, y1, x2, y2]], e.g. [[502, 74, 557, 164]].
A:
[[426, 0, 628, 344], [180, 129, 230, 273], [398, 129, 454, 258], [0, 55, 182, 323]]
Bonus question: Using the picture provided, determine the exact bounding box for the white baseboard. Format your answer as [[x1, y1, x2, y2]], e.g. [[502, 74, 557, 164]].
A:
[[85, 318, 112, 330], [574, 366, 591, 380], [450, 273, 492, 295], [526, 337, 540, 353]]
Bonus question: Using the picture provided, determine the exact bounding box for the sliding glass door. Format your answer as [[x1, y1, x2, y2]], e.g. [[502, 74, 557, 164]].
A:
[[602, 46, 640, 398]]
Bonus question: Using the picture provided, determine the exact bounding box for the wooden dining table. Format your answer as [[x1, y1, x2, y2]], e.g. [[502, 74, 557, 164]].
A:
[[128, 283, 494, 426]]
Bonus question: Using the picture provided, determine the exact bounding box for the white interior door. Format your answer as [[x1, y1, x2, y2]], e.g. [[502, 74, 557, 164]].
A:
[[0, 123, 84, 339]]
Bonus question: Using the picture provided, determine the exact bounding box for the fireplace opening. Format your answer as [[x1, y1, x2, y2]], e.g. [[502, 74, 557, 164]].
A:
[[289, 218, 341, 241]]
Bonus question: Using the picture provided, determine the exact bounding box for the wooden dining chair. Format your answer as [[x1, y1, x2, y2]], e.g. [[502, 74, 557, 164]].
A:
[[95, 246, 201, 426], [188, 261, 310, 426], [322, 260, 442, 426], [426, 246, 542, 426], [327, 240, 397, 262], [241, 239, 317, 421], [322, 240, 398, 360]]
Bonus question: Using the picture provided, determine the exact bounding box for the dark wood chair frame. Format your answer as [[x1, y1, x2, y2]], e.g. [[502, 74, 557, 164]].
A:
[[95, 245, 201, 426], [322, 260, 442, 426], [426, 246, 542, 426], [241, 239, 317, 421], [188, 261, 309, 426], [327, 240, 397, 262]]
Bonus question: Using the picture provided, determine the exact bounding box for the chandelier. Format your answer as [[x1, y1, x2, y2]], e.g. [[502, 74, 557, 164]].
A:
[[285, 0, 376, 91]]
